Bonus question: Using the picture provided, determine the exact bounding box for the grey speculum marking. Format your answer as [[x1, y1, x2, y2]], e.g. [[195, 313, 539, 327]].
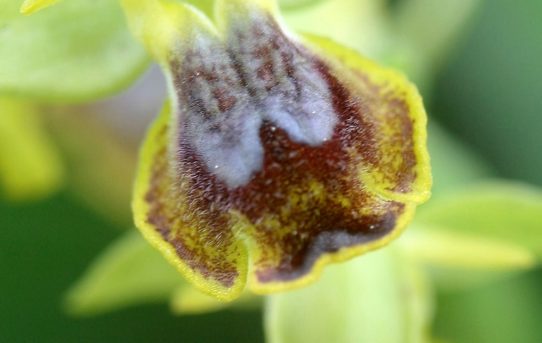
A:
[[174, 10, 337, 189]]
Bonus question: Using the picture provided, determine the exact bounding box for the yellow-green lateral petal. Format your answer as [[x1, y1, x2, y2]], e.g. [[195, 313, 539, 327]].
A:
[[416, 181, 542, 257], [20, 0, 60, 15], [0, 98, 63, 200], [65, 230, 184, 316], [399, 225, 537, 290], [400, 226, 536, 271], [133, 102, 248, 301]]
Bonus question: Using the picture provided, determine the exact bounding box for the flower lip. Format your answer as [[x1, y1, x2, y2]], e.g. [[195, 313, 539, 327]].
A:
[[130, 0, 431, 300]]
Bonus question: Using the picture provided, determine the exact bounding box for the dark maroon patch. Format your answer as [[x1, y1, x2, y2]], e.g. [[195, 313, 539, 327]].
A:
[[166, 52, 405, 283]]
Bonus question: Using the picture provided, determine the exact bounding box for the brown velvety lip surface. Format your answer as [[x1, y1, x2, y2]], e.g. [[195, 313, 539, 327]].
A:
[[141, 9, 420, 288]]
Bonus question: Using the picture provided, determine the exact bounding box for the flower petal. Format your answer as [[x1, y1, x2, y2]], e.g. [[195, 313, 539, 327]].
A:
[[130, 0, 430, 299], [65, 230, 184, 316], [0, 98, 64, 200]]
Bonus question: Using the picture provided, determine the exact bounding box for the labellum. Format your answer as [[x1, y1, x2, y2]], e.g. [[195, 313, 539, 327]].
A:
[[124, 0, 431, 300]]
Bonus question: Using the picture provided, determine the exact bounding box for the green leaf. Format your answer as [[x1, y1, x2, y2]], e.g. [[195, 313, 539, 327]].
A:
[[265, 248, 433, 343], [65, 230, 184, 316], [0, 0, 149, 103], [0, 98, 64, 201]]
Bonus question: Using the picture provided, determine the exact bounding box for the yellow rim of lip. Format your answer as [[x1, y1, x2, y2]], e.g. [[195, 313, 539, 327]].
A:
[[132, 102, 249, 302], [304, 33, 432, 204], [248, 203, 417, 294]]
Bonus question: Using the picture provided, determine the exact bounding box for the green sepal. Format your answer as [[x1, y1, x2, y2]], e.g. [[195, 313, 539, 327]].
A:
[[65, 230, 184, 316], [0, 98, 64, 201], [66, 229, 262, 316], [265, 248, 433, 343], [399, 224, 536, 290], [0, 0, 149, 103], [404, 181, 542, 289], [416, 181, 542, 256]]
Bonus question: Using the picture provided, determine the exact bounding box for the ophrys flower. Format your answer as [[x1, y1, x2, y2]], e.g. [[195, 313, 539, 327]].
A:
[[124, 0, 431, 300]]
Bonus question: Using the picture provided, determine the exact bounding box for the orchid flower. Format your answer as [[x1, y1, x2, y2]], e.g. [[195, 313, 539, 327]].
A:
[[122, 0, 431, 300]]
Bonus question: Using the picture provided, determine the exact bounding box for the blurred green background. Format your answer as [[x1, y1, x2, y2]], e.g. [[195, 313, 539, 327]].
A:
[[430, 1, 542, 342], [1, 0, 541, 342]]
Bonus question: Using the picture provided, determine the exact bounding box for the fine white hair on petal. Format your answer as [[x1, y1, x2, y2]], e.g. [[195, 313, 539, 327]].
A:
[[184, 104, 264, 189], [173, 7, 337, 188], [227, 9, 336, 145]]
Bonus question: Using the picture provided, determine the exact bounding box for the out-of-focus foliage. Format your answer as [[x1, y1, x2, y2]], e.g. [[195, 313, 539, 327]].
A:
[[283, 0, 482, 92], [279, 0, 328, 10], [433, 0, 542, 188], [426, 123, 492, 197], [435, 269, 542, 343], [47, 111, 138, 226], [0, 194, 264, 342]]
